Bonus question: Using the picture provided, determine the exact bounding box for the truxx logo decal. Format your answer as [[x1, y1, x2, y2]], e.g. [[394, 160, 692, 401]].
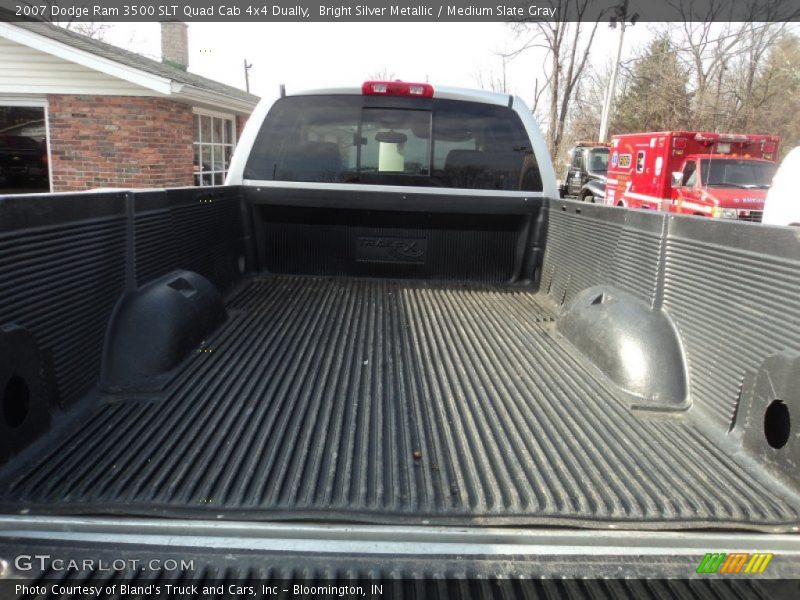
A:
[[696, 552, 773, 574], [356, 236, 427, 264]]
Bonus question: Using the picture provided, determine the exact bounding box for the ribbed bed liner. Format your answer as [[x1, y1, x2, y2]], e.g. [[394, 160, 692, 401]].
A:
[[1, 276, 797, 529]]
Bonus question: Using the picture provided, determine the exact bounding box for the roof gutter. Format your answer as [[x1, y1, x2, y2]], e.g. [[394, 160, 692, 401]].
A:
[[171, 82, 259, 115]]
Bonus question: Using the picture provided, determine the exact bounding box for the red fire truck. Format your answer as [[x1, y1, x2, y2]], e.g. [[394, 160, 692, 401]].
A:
[[605, 131, 779, 221]]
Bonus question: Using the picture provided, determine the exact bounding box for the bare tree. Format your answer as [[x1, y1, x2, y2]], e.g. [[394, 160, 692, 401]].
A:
[[66, 22, 110, 41], [745, 33, 800, 154], [558, 59, 644, 174], [509, 0, 608, 159], [723, 20, 787, 130], [18, 1, 110, 39], [368, 68, 397, 81], [565, 62, 612, 147], [474, 68, 506, 93], [537, 0, 797, 154], [668, 0, 787, 130], [476, 52, 516, 93]]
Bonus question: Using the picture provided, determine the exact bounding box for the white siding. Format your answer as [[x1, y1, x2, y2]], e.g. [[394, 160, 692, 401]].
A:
[[0, 37, 163, 97]]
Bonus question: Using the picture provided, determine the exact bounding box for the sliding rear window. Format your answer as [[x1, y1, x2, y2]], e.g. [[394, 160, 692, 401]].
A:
[[244, 95, 541, 191]]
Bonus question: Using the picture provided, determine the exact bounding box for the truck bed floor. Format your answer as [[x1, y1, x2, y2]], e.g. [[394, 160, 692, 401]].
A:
[[1, 276, 796, 529]]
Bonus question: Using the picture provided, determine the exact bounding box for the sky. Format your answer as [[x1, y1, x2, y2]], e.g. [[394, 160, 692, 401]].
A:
[[102, 21, 656, 107]]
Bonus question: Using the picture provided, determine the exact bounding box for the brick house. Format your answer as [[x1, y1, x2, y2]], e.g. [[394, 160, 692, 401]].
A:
[[0, 21, 259, 194]]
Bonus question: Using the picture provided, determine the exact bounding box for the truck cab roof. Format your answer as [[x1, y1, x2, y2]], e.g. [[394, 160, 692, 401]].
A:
[[285, 83, 516, 107]]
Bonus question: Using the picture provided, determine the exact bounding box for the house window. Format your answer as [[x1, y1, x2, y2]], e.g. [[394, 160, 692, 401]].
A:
[[0, 105, 50, 194], [193, 110, 235, 186]]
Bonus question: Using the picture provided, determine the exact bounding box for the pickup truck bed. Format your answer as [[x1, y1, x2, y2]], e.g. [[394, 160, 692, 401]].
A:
[[1, 275, 797, 529], [1, 186, 799, 535]]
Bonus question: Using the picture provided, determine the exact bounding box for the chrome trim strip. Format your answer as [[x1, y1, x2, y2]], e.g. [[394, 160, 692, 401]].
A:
[[241, 179, 546, 198], [0, 516, 798, 556]]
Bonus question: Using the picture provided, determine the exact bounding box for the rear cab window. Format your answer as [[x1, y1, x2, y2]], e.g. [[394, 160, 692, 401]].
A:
[[244, 95, 541, 191]]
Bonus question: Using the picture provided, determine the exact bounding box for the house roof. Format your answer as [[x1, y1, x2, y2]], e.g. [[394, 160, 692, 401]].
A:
[[3, 19, 259, 112]]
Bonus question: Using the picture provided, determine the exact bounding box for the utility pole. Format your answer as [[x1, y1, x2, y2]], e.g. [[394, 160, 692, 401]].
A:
[[243, 58, 253, 93], [495, 52, 511, 94], [598, 1, 638, 142]]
